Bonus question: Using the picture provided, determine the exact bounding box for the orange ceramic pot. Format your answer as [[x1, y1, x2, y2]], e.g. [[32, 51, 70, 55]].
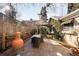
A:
[[12, 32, 24, 49]]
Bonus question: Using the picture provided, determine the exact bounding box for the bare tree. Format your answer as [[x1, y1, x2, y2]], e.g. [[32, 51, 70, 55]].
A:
[[39, 6, 47, 22], [5, 3, 16, 21], [68, 3, 79, 13]]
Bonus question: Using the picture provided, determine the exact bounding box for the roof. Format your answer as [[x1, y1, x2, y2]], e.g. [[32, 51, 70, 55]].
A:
[[0, 7, 6, 15]]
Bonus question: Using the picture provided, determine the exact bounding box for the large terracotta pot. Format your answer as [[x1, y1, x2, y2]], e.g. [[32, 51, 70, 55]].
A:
[[12, 32, 24, 50]]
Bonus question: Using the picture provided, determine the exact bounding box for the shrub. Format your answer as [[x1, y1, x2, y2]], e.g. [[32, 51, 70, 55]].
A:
[[30, 28, 37, 35], [48, 18, 63, 40]]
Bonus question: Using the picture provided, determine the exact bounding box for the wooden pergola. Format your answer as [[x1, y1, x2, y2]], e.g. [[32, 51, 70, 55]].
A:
[[60, 9, 79, 20], [60, 9, 79, 48]]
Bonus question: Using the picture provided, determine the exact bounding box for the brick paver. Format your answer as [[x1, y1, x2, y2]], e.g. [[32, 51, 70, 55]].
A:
[[19, 39, 71, 56]]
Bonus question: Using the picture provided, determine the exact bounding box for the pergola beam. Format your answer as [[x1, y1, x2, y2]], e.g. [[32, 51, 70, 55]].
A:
[[60, 9, 79, 20]]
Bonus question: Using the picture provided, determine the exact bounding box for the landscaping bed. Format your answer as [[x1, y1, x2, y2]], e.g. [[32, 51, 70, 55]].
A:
[[0, 47, 18, 56]]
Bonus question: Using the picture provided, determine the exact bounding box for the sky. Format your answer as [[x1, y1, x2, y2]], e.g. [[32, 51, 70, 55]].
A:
[[0, 3, 68, 21], [16, 3, 45, 21], [16, 3, 68, 21]]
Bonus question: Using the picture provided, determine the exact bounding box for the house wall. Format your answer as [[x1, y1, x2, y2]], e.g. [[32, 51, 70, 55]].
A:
[[73, 17, 79, 31]]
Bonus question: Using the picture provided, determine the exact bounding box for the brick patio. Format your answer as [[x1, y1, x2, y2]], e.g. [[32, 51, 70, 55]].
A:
[[19, 39, 71, 56]]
